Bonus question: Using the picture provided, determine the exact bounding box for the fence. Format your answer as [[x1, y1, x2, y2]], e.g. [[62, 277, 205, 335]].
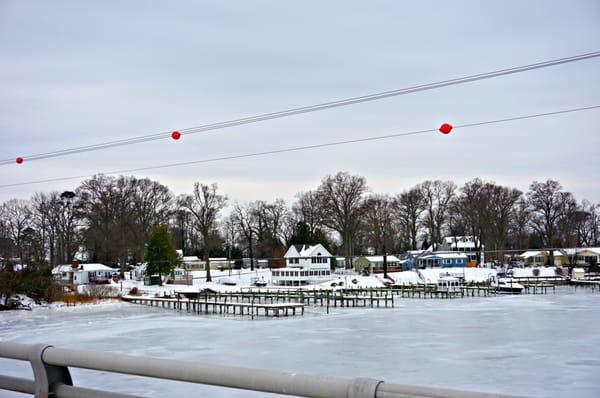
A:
[[0, 342, 523, 398]]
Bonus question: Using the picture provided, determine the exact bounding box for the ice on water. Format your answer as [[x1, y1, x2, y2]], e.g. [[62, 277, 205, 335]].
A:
[[1, 288, 599, 398]]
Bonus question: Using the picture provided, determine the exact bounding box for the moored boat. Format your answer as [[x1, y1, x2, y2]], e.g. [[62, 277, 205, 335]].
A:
[[495, 278, 524, 294]]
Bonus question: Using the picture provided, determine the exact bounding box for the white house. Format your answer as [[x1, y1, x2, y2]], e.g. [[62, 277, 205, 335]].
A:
[[272, 244, 334, 286], [73, 263, 117, 285], [51, 264, 76, 283], [52, 262, 117, 285], [441, 236, 479, 251]]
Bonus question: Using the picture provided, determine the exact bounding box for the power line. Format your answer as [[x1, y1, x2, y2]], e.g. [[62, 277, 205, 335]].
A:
[[1, 104, 597, 189], [2, 51, 599, 166]]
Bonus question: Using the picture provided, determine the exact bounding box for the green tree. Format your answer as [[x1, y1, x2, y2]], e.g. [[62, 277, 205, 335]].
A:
[[144, 225, 178, 282]]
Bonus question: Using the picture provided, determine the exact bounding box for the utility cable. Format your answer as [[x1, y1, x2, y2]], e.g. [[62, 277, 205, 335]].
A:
[[2, 51, 599, 165], [1, 104, 597, 188]]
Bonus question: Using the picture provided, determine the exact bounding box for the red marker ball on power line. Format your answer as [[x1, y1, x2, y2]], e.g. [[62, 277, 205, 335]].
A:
[[171, 131, 181, 140], [439, 123, 453, 134], [16, 157, 24, 164]]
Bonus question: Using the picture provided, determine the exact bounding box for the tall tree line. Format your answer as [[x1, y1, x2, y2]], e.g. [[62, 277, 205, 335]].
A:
[[1, 173, 599, 268]]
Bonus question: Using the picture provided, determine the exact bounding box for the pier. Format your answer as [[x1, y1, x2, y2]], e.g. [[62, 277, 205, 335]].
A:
[[121, 294, 304, 318]]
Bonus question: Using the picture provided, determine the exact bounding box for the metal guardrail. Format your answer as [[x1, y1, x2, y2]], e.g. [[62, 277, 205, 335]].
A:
[[0, 341, 523, 398]]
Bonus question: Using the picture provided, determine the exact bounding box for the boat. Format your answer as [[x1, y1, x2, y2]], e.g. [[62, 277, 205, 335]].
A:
[[436, 276, 461, 293], [495, 278, 524, 294], [251, 277, 268, 287], [218, 277, 237, 286]]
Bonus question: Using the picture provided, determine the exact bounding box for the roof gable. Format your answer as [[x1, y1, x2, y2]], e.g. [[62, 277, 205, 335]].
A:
[[284, 243, 332, 258]]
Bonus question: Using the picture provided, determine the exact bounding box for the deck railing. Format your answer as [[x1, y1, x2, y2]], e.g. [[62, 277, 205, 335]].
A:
[[0, 341, 523, 398]]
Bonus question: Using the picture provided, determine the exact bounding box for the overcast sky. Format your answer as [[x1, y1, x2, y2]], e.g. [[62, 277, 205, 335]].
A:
[[1, 1, 599, 206]]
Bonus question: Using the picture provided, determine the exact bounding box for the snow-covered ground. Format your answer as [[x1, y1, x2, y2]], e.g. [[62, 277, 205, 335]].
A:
[[513, 267, 559, 278], [1, 287, 599, 398]]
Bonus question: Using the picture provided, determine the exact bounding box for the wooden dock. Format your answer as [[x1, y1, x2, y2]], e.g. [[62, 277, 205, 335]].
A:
[[121, 295, 304, 318], [230, 288, 395, 310], [571, 279, 600, 292]]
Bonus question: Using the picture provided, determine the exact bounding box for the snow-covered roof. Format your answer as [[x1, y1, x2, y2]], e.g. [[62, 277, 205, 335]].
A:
[[79, 263, 115, 272], [284, 244, 332, 258], [577, 247, 600, 255], [361, 255, 401, 263], [387, 271, 422, 285], [443, 236, 479, 249], [519, 250, 546, 258], [512, 267, 558, 278], [52, 264, 76, 274], [420, 252, 468, 259]]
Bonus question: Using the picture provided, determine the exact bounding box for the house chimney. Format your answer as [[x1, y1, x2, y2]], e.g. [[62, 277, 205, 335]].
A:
[[71, 259, 79, 269]]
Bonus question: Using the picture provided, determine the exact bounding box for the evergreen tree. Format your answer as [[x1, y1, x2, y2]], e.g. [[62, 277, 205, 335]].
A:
[[144, 225, 178, 281]]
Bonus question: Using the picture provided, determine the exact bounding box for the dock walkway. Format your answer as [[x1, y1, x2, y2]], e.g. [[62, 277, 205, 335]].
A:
[[122, 295, 304, 318]]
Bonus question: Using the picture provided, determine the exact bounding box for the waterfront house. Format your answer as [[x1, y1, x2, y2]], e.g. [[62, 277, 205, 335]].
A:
[[51, 264, 76, 283], [397, 252, 417, 269], [519, 250, 549, 267], [52, 261, 116, 285], [416, 252, 469, 268], [272, 244, 334, 286], [354, 255, 401, 274], [438, 236, 480, 265], [439, 236, 479, 251], [69, 263, 117, 285], [183, 256, 203, 269], [575, 248, 600, 266]]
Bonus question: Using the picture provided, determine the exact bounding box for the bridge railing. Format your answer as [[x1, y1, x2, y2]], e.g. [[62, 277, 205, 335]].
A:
[[0, 341, 523, 398]]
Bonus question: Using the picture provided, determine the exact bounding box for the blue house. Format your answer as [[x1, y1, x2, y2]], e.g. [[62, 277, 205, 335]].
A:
[[416, 252, 468, 268], [398, 252, 417, 269]]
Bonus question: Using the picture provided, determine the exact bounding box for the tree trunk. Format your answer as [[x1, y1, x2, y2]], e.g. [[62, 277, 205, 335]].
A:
[[249, 239, 254, 271], [206, 256, 212, 282], [383, 254, 388, 279]]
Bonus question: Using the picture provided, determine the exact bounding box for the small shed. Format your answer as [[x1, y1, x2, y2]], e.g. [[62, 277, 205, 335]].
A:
[[571, 267, 585, 280]]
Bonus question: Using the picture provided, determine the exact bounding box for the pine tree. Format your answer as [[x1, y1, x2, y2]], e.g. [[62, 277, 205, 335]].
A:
[[144, 225, 178, 282]]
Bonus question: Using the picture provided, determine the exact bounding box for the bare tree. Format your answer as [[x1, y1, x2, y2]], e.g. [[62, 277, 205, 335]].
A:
[[222, 215, 239, 269], [178, 183, 227, 282], [363, 195, 395, 278], [420, 180, 456, 247], [231, 202, 258, 270], [129, 178, 173, 262], [1, 199, 32, 261], [511, 197, 531, 250], [487, 184, 522, 258], [317, 172, 367, 266], [292, 191, 326, 236], [576, 201, 600, 246], [30, 193, 56, 264], [527, 180, 576, 264], [393, 186, 425, 250], [77, 175, 171, 270]]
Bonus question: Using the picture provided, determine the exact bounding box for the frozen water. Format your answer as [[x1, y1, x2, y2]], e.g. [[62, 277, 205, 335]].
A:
[[1, 287, 599, 397]]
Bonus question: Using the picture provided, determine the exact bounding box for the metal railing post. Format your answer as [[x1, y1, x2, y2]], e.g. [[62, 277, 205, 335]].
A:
[[28, 344, 72, 398]]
